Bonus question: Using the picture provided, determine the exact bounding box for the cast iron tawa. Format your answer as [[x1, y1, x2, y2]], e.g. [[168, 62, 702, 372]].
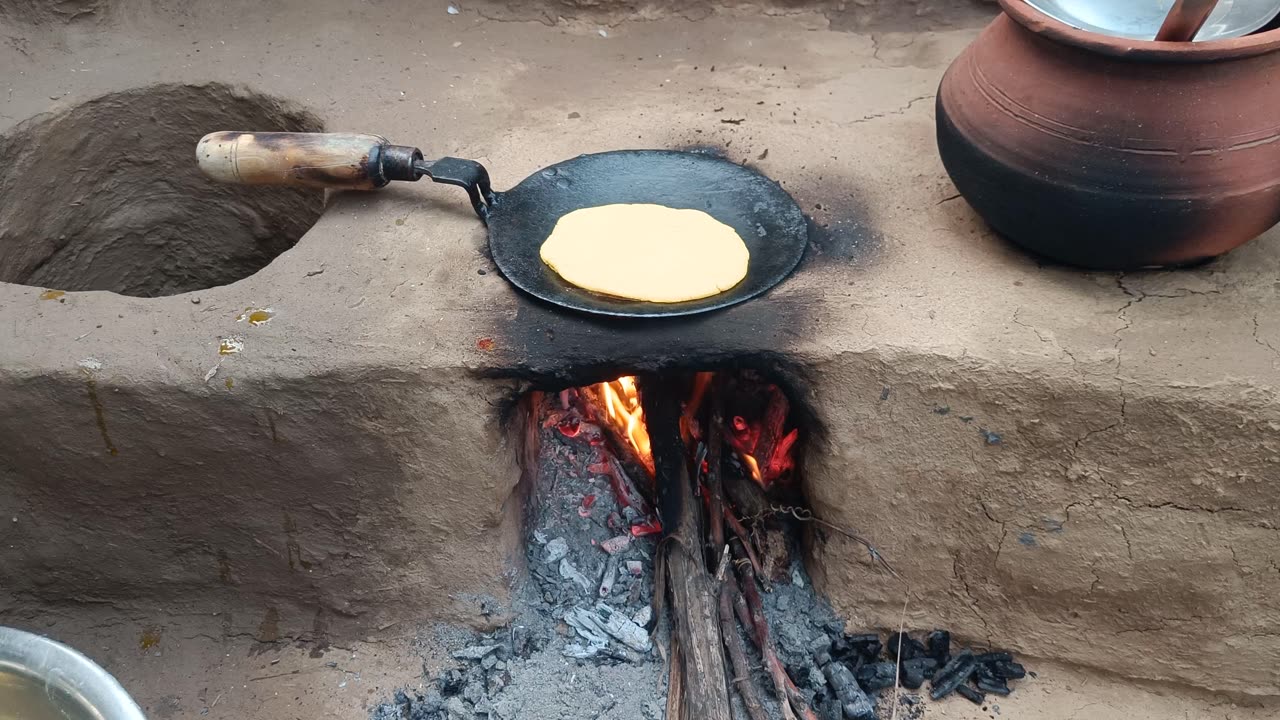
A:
[[486, 150, 809, 319]]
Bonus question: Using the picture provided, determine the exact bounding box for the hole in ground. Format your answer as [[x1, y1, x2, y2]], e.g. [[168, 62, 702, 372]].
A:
[[0, 82, 325, 298]]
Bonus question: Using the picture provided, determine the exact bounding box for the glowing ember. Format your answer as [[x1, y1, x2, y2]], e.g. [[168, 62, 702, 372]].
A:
[[741, 452, 762, 482], [598, 376, 654, 475]]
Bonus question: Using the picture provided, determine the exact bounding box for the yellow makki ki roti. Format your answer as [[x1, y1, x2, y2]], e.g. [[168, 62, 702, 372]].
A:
[[539, 203, 750, 303]]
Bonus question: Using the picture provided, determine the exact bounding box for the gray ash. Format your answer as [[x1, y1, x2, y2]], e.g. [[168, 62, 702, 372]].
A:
[[370, 389, 665, 720]]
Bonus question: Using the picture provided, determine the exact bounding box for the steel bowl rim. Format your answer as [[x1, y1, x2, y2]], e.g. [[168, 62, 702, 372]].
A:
[[999, 0, 1280, 61], [0, 626, 146, 720]]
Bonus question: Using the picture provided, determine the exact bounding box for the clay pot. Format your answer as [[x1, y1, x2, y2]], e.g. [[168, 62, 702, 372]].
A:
[[937, 0, 1280, 269]]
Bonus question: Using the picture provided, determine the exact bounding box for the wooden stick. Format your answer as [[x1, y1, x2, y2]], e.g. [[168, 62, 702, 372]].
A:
[[732, 542, 817, 720], [720, 579, 769, 720], [666, 634, 684, 720], [642, 375, 731, 720], [725, 509, 765, 580], [580, 384, 657, 500], [707, 376, 726, 553]]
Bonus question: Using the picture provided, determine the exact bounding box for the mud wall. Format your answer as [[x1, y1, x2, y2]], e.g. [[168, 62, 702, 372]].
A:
[[0, 366, 524, 640], [805, 351, 1280, 698]]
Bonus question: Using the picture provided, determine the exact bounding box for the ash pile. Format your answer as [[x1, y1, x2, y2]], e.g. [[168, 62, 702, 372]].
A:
[[523, 383, 664, 665], [372, 384, 668, 720]]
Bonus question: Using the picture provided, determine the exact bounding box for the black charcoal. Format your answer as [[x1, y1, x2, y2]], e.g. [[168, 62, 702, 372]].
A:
[[846, 633, 882, 662], [901, 657, 938, 689], [809, 634, 834, 656], [886, 632, 926, 662], [823, 662, 876, 720], [976, 677, 1012, 697], [901, 665, 925, 690], [956, 684, 985, 705], [929, 649, 977, 700], [854, 662, 897, 692], [925, 630, 951, 663], [992, 661, 1026, 680], [437, 668, 465, 696], [817, 695, 843, 720]]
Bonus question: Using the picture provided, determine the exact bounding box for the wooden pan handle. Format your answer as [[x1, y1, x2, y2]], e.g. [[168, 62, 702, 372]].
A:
[[196, 131, 411, 190]]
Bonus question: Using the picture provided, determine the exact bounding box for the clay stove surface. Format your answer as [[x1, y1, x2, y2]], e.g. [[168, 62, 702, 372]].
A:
[[1, 0, 1278, 715]]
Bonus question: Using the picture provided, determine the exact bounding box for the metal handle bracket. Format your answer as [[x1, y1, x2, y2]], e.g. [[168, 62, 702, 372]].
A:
[[415, 157, 496, 224]]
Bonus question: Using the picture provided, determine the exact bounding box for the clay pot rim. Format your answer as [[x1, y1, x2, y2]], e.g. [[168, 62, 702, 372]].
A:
[[998, 0, 1280, 62]]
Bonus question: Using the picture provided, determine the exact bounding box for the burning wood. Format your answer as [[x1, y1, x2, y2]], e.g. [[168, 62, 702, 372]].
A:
[[596, 376, 654, 477], [725, 381, 799, 488], [566, 370, 920, 719], [642, 373, 731, 720], [376, 372, 1028, 720]]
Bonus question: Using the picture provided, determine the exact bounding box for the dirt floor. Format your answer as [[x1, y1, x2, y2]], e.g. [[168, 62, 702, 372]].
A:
[[24, 614, 1274, 720], [3, 1, 1280, 717]]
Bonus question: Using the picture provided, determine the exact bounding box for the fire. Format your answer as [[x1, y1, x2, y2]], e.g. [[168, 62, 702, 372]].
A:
[[598, 376, 654, 474]]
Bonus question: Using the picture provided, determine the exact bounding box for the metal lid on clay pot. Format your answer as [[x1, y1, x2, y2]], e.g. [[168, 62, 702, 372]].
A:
[[1000, 0, 1280, 61]]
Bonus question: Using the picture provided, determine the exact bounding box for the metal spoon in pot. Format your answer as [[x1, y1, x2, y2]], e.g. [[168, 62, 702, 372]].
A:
[[1156, 0, 1223, 40]]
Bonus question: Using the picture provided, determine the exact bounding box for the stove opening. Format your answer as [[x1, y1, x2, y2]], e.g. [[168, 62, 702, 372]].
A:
[[383, 369, 1031, 720], [515, 369, 852, 718]]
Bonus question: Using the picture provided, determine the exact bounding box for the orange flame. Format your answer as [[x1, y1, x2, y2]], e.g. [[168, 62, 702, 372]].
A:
[[741, 452, 762, 482], [598, 376, 654, 475]]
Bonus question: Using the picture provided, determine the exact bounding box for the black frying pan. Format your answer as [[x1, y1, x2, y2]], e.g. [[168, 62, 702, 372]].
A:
[[196, 132, 807, 318]]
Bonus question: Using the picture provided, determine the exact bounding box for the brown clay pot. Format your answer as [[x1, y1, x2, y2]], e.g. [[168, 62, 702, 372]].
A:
[[937, 0, 1280, 269]]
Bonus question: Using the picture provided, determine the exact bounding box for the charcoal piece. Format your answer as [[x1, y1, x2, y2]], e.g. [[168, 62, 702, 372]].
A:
[[976, 677, 1012, 696], [901, 665, 925, 690], [976, 651, 1013, 664], [437, 668, 465, 696], [816, 695, 843, 720], [900, 657, 938, 689], [847, 633, 882, 662], [854, 661, 897, 692], [830, 636, 854, 660], [807, 665, 828, 690], [956, 684, 986, 704], [815, 650, 833, 667], [992, 661, 1026, 680], [926, 630, 951, 663], [823, 662, 876, 720], [910, 657, 939, 677], [929, 649, 977, 700], [421, 691, 445, 712], [886, 632, 926, 662], [809, 634, 834, 656]]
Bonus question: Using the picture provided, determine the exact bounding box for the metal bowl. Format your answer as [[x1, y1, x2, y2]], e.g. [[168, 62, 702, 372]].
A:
[[1023, 0, 1280, 40], [0, 626, 145, 720]]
